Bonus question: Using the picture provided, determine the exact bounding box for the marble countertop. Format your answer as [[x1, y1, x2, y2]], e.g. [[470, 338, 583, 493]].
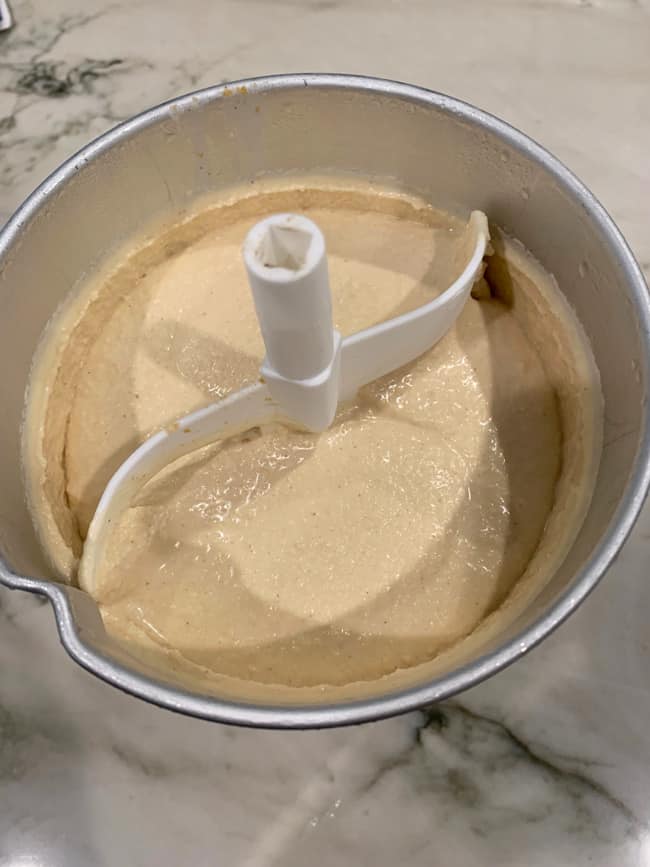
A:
[[2, 1, 650, 864]]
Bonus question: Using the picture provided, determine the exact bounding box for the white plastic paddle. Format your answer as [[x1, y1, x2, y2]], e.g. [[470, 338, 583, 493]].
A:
[[78, 210, 489, 592]]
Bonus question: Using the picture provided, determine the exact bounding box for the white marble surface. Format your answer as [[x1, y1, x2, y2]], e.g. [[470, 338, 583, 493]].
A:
[[1, 0, 650, 864]]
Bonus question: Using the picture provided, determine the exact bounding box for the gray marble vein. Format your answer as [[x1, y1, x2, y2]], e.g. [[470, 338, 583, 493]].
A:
[[1, 0, 650, 864]]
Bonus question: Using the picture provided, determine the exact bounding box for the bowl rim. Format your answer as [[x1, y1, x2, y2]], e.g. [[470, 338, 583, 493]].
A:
[[2, 72, 649, 728]]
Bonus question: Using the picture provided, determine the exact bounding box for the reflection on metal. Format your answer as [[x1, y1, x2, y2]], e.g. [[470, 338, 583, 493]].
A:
[[0, 0, 13, 32]]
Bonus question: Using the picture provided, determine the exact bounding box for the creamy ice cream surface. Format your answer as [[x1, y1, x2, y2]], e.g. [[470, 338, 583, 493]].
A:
[[22, 183, 602, 692]]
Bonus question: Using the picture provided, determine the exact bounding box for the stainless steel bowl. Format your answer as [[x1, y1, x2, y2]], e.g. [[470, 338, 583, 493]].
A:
[[1, 74, 648, 728]]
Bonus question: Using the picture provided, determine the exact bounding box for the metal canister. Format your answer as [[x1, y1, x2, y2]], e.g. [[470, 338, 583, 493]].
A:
[[0, 75, 648, 727]]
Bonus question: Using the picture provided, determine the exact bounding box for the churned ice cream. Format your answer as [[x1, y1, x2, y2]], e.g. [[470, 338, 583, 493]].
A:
[[22, 183, 602, 689]]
